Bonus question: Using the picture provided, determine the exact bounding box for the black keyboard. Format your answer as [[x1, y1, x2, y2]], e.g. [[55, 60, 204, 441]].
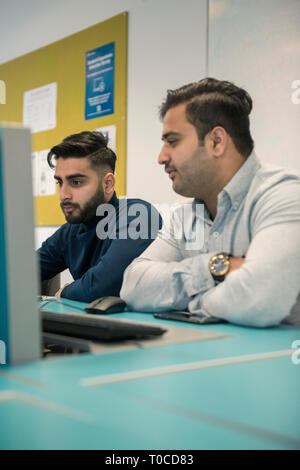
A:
[[41, 310, 167, 342]]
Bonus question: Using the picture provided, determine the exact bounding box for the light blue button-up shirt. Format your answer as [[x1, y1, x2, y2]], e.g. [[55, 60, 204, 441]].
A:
[[121, 152, 300, 327]]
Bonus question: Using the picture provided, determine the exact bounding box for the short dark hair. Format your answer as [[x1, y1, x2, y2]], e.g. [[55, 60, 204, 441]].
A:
[[160, 77, 254, 157], [47, 131, 116, 173]]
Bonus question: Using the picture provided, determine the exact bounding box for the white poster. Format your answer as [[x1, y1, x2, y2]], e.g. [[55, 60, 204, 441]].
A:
[[38, 150, 56, 196], [94, 124, 116, 152], [31, 152, 39, 197], [31, 150, 56, 197], [23, 83, 57, 134]]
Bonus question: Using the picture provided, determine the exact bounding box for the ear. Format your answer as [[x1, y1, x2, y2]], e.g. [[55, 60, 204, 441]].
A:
[[206, 126, 228, 157], [102, 172, 115, 197]]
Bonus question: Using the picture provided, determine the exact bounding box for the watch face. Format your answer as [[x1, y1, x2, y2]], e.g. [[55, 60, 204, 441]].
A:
[[211, 258, 227, 274], [210, 254, 230, 277]]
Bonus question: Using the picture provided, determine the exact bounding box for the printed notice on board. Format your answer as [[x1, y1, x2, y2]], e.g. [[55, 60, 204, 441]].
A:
[[94, 125, 116, 152], [31, 150, 56, 197], [23, 83, 57, 134], [85, 42, 115, 120]]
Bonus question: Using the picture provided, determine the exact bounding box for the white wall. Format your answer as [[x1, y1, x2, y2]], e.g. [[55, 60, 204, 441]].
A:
[[209, 0, 300, 169]]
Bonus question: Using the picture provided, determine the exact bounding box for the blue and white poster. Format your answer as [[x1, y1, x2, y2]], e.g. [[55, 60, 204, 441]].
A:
[[85, 42, 115, 120]]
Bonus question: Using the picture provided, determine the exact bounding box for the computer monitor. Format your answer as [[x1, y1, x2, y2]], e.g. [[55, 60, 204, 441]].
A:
[[0, 125, 40, 365]]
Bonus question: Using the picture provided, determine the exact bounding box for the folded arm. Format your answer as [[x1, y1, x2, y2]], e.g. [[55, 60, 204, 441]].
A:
[[196, 179, 300, 327], [61, 238, 155, 302], [121, 229, 218, 311], [121, 179, 300, 327]]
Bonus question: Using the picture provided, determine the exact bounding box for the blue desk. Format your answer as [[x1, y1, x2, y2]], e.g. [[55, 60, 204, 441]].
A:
[[0, 300, 299, 450]]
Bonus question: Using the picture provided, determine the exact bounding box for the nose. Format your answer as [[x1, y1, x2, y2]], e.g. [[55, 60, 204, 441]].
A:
[[59, 182, 72, 202], [158, 142, 171, 166]]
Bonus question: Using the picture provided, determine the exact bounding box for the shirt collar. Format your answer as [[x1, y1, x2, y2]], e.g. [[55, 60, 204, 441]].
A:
[[221, 151, 261, 208]]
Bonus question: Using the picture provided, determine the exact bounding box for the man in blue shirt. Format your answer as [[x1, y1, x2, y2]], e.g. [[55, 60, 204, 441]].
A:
[[38, 131, 161, 302], [121, 78, 300, 327]]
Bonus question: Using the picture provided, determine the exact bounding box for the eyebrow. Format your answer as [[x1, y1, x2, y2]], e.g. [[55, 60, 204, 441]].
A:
[[54, 173, 88, 181], [161, 131, 181, 141]]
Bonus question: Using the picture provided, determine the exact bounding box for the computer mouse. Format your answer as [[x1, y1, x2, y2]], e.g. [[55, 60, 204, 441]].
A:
[[85, 296, 126, 314]]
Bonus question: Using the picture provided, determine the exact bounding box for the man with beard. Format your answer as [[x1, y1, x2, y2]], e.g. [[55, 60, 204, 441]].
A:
[[38, 131, 161, 302], [121, 78, 300, 327]]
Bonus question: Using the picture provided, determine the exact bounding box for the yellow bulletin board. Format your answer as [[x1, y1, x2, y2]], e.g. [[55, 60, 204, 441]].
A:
[[0, 12, 127, 226]]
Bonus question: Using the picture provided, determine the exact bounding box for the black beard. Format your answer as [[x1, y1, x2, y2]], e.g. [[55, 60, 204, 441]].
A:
[[61, 187, 106, 224]]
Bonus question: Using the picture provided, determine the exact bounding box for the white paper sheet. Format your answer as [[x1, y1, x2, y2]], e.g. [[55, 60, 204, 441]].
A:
[[23, 83, 57, 134], [31, 152, 39, 197], [38, 150, 56, 196], [94, 124, 116, 152], [31, 149, 56, 197]]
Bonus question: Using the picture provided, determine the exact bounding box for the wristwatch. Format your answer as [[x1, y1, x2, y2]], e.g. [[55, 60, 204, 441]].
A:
[[208, 253, 231, 282]]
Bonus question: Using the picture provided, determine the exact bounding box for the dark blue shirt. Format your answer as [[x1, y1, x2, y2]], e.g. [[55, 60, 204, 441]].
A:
[[38, 192, 161, 302]]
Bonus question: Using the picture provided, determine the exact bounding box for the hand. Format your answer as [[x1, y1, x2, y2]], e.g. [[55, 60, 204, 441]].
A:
[[55, 283, 70, 298], [227, 256, 245, 275]]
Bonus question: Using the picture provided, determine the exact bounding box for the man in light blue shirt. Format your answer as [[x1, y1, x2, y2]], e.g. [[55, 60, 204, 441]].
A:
[[121, 78, 300, 327]]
